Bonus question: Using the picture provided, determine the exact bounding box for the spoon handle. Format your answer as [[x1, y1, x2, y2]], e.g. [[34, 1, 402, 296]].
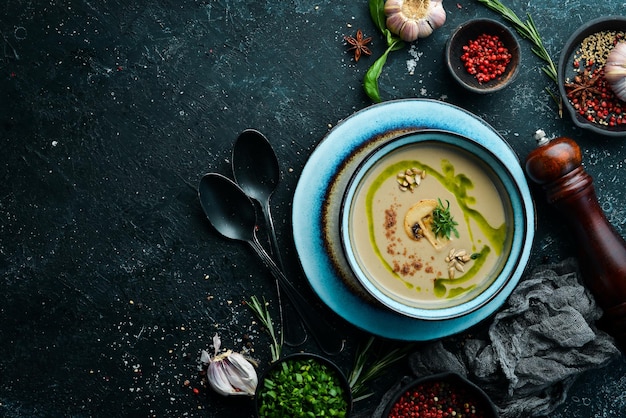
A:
[[248, 236, 345, 356], [262, 201, 308, 347]]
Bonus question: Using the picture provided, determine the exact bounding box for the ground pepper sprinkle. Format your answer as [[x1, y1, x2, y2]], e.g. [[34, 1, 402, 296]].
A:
[[461, 33, 512, 83], [565, 30, 626, 127]]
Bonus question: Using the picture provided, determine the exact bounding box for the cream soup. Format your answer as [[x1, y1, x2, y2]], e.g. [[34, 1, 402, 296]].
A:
[[347, 141, 512, 310]]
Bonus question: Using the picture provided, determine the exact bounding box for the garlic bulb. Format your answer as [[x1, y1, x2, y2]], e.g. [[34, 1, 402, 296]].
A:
[[201, 334, 258, 396], [605, 42, 626, 101], [384, 0, 446, 42]]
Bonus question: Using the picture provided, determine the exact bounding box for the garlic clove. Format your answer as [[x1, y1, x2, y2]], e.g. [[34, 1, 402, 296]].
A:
[[605, 42, 626, 101], [384, 0, 404, 14], [605, 64, 626, 78], [428, 1, 447, 29], [203, 334, 259, 396], [401, 20, 423, 43], [418, 19, 436, 38], [223, 352, 259, 394], [386, 12, 410, 38], [207, 351, 258, 396], [208, 360, 238, 396], [385, 0, 447, 42]]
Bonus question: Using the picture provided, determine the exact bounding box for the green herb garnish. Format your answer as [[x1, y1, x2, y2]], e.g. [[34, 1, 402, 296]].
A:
[[257, 357, 348, 417], [432, 198, 459, 240], [364, 0, 405, 102], [348, 337, 413, 402], [476, 0, 560, 108], [246, 295, 282, 362]]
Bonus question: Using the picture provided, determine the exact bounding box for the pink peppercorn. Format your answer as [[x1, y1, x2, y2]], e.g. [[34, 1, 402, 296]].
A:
[[461, 33, 512, 84], [386, 379, 491, 418]]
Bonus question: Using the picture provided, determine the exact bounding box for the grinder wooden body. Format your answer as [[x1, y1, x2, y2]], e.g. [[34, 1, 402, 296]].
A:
[[525, 136, 626, 351]]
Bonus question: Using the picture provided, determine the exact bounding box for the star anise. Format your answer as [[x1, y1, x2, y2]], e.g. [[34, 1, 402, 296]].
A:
[[344, 29, 372, 62], [564, 67, 603, 104]]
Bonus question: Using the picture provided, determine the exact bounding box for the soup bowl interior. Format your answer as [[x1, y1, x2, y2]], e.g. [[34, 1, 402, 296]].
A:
[[340, 130, 529, 320]]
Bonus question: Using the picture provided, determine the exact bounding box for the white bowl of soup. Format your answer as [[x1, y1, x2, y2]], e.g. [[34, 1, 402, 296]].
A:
[[340, 130, 533, 320]]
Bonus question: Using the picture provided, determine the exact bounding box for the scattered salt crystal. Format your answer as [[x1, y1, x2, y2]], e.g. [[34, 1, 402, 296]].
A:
[[406, 44, 423, 75]]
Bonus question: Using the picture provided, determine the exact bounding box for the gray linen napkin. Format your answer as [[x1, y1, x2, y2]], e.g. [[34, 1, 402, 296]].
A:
[[368, 258, 621, 418]]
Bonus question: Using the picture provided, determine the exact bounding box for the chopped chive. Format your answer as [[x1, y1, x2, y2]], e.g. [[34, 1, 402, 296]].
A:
[[257, 358, 348, 417]]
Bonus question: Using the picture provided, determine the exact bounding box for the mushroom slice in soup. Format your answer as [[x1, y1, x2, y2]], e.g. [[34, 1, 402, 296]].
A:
[[403, 199, 450, 250]]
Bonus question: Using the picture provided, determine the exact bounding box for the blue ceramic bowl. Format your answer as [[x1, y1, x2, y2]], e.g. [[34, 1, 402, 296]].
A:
[[340, 130, 533, 320]]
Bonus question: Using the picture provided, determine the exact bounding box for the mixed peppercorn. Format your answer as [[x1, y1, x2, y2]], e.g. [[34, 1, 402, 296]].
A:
[[386, 379, 493, 418], [461, 33, 512, 83], [565, 30, 626, 127]]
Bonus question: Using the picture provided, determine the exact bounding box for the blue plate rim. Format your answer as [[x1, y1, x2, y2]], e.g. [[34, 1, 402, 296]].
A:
[[292, 98, 535, 341]]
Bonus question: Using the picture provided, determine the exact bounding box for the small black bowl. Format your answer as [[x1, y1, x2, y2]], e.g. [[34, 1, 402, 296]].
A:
[[382, 372, 499, 417], [558, 16, 626, 137], [446, 18, 521, 94], [254, 353, 353, 418]]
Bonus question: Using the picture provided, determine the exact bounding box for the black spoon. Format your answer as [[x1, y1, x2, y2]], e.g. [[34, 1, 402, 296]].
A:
[[232, 129, 307, 347], [198, 173, 345, 356]]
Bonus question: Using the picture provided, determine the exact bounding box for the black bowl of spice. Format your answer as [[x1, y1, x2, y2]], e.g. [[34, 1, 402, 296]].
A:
[[446, 18, 521, 94], [254, 353, 352, 418], [558, 16, 626, 137], [382, 372, 499, 418]]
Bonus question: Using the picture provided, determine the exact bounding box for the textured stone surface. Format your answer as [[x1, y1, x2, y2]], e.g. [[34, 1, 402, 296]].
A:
[[1, 1, 625, 417]]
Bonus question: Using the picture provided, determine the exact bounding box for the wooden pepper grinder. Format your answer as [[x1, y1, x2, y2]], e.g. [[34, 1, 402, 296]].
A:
[[525, 130, 626, 351]]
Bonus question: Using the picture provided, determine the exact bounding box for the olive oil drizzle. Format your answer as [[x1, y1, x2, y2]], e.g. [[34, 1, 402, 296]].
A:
[[364, 158, 506, 298]]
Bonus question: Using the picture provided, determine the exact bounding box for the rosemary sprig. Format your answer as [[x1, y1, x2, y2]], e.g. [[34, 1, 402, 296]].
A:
[[476, 0, 560, 108], [432, 198, 459, 240], [348, 337, 413, 402], [246, 295, 282, 362]]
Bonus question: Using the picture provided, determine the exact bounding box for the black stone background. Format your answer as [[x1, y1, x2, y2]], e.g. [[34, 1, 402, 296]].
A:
[[1, 0, 625, 417]]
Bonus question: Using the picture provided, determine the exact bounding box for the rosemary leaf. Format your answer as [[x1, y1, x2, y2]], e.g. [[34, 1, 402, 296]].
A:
[[476, 0, 558, 84], [348, 337, 413, 402], [432, 199, 460, 240], [348, 338, 374, 388], [246, 295, 282, 362]]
